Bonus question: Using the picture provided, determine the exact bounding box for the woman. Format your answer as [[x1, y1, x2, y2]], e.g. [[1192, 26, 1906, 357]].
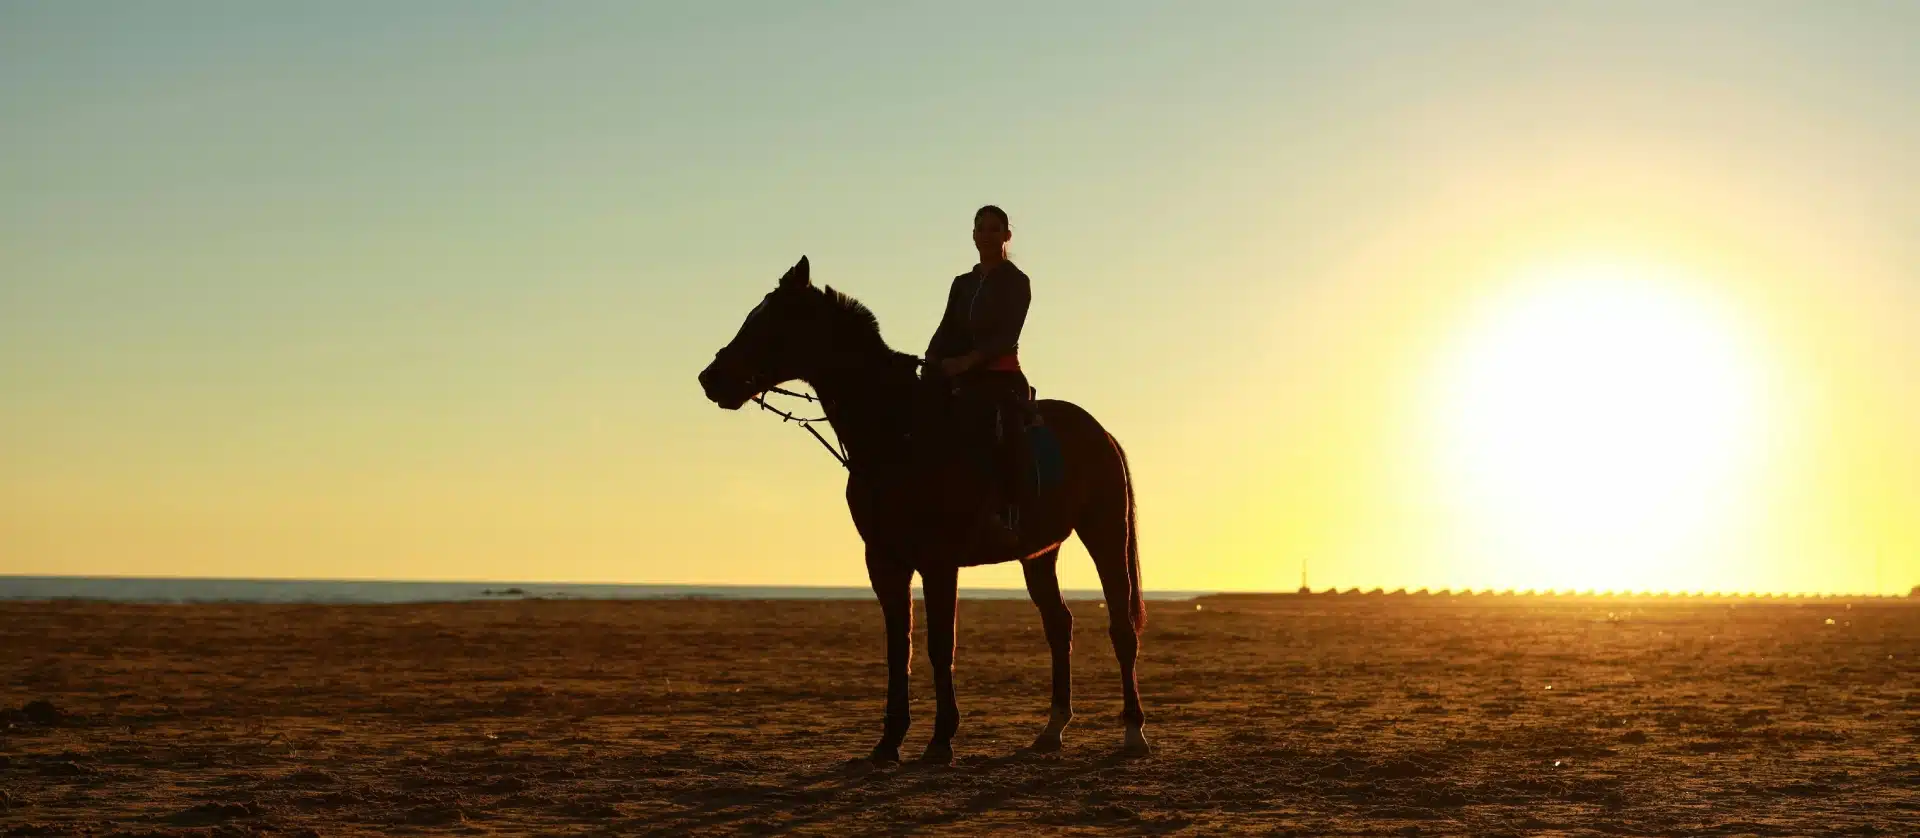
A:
[[924, 205, 1032, 545]]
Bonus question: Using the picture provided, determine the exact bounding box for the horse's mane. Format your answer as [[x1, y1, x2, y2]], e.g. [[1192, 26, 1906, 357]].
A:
[[822, 286, 916, 365]]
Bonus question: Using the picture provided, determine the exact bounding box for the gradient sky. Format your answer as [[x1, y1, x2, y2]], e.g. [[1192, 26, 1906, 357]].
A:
[[4, 2, 1915, 594]]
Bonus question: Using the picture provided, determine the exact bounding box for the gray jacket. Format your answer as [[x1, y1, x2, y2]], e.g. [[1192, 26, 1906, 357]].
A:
[[925, 261, 1030, 362]]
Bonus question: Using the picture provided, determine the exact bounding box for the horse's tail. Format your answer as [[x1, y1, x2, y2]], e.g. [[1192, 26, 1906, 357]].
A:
[[1114, 434, 1146, 633]]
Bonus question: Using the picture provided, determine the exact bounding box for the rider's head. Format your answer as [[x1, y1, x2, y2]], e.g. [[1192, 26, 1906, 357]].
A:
[[973, 205, 1011, 264]]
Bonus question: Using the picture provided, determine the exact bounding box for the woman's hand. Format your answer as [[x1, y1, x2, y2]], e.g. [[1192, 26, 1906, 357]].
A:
[[939, 353, 978, 377]]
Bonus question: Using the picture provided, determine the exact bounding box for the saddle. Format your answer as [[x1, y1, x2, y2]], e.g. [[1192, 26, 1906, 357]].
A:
[[986, 385, 1060, 501], [919, 370, 1055, 475], [1013, 385, 1040, 430], [904, 375, 1063, 562]]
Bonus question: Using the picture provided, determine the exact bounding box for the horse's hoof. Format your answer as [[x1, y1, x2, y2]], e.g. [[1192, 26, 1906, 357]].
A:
[[1027, 732, 1064, 754], [917, 743, 954, 766], [1121, 727, 1152, 758], [864, 747, 901, 766]]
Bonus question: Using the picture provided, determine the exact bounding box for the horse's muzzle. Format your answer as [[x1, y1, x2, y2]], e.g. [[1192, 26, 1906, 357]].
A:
[[698, 359, 752, 410]]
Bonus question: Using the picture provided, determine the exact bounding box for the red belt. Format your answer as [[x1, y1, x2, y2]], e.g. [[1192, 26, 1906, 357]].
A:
[[985, 353, 1021, 372]]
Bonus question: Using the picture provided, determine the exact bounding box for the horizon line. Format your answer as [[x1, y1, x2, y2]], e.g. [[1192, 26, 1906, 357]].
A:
[[0, 573, 1912, 599]]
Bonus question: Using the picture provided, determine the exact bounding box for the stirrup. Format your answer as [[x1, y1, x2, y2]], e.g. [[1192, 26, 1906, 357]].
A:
[[984, 507, 1018, 531], [980, 508, 1019, 547]]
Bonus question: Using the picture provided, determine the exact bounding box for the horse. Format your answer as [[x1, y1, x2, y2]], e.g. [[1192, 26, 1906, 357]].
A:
[[697, 255, 1149, 765]]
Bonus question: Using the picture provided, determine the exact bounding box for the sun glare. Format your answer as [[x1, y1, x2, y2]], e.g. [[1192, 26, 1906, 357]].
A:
[[1426, 258, 1776, 593]]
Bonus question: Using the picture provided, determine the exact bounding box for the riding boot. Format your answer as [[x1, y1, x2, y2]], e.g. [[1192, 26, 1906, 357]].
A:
[[984, 401, 1030, 547], [976, 402, 1021, 549], [999, 409, 1028, 524]]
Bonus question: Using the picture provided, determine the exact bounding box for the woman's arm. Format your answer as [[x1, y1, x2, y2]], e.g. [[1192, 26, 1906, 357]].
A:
[[925, 276, 968, 365]]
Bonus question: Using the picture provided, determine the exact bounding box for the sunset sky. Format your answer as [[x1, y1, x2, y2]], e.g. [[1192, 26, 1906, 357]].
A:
[[4, 2, 1915, 594]]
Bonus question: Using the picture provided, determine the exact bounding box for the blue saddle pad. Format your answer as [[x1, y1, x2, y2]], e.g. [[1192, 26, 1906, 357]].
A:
[[1026, 424, 1065, 490]]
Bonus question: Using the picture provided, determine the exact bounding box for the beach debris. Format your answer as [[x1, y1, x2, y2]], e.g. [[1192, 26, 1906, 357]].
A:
[[405, 804, 467, 825], [279, 768, 341, 787], [1367, 758, 1429, 780], [22, 701, 63, 725], [559, 799, 623, 819], [37, 760, 96, 778], [1825, 618, 1836, 626], [3, 700, 80, 730], [1314, 759, 1355, 779], [168, 801, 261, 825], [482, 775, 529, 794]]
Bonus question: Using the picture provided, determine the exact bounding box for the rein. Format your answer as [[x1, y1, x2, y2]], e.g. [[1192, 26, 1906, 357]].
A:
[[752, 386, 849, 469], [746, 356, 926, 472]]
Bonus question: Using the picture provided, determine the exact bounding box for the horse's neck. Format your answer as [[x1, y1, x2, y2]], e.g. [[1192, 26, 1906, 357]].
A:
[[807, 353, 914, 469]]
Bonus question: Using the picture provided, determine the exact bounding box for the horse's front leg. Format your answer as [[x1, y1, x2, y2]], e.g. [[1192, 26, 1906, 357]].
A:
[[919, 562, 961, 765], [865, 550, 913, 765]]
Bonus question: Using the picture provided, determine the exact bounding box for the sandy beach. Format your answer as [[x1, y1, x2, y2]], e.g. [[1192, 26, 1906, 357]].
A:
[[2, 595, 1914, 836]]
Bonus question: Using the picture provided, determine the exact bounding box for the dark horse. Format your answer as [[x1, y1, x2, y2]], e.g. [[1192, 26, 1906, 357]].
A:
[[698, 256, 1149, 765]]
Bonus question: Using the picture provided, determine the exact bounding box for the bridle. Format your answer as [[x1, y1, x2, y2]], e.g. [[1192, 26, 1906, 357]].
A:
[[750, 384, 848, 469], [737, 356, 931, 472]]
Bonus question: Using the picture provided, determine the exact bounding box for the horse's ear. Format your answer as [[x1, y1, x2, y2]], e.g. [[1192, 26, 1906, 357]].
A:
[[781, 255, 811, 289]]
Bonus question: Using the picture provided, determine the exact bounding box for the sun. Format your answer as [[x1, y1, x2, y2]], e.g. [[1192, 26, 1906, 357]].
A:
[[1424, 258, 1774, 593]]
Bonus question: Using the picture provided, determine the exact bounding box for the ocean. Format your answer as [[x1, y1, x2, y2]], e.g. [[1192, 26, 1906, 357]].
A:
[[0, 576, 1208, 605]]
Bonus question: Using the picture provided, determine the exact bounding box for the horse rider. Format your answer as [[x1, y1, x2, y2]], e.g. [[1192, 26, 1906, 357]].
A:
[[924, 204, 1032, 548]]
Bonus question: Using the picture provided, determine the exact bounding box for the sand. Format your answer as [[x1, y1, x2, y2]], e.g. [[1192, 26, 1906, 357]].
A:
[[2, 595, 1915, 836]]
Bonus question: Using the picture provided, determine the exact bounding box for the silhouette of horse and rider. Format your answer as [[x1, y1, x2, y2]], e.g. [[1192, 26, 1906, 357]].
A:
[[698, 205, 1150, 764]]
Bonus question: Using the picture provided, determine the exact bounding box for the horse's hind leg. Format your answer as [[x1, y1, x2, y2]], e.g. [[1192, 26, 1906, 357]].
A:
[[1077, 492, 1150, 756], [1022, 548, 1073, 752]]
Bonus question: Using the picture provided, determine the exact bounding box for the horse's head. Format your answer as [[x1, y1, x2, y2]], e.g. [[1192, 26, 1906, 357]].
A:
[[699, 256, 837, 410]]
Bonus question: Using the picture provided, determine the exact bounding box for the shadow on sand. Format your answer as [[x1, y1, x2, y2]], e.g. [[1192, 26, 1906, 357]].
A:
[[643, 747, 1155, 835]]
